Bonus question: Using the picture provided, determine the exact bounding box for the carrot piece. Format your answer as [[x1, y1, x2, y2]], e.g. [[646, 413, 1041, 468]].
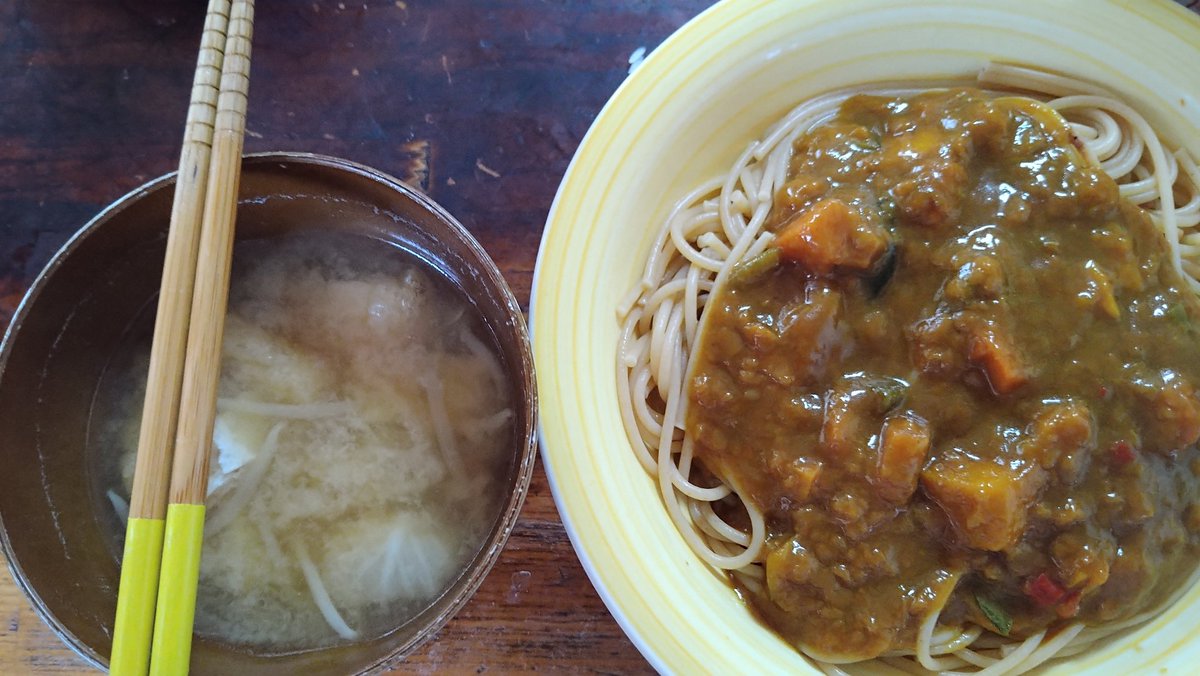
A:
[[966, 323, 1028, 394], [1025, 400, 1092, 469], [773, 198, 888, 274], [876, 414, 931, 503]]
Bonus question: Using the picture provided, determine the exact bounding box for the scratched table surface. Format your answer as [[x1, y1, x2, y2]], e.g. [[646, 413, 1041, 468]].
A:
[[4, 1, 1200, 674]]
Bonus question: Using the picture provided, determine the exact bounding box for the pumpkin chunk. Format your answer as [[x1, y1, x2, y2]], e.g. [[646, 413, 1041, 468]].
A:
[[921, 454, 1044, 551], [773, 199, 889, 275]]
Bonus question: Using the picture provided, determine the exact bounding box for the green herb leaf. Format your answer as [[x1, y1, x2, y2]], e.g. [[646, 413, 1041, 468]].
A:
[[976, 594, 1012, 637], [869, 377, 909, 412], [731, 248, 781, 284]]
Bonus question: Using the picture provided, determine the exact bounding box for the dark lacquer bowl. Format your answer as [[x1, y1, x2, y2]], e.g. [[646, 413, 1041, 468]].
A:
[[0, 153, 537, 674]]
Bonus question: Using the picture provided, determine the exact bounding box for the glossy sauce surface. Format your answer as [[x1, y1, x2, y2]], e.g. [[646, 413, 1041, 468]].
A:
[[687, 90, 1200, 660]]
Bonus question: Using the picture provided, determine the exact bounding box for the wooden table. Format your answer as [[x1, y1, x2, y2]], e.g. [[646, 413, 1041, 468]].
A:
[[4, 0, 1200, 673], [0, 0, 715, 672]]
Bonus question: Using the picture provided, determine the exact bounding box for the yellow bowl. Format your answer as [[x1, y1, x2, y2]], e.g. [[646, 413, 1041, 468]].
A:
[[532, 0, 1200, 673]]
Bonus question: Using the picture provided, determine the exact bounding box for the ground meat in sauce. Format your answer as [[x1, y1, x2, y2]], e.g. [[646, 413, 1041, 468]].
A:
[[686, 89, 1200, 661]]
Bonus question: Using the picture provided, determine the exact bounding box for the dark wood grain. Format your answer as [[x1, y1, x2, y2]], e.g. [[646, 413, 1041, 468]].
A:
[[0, 0, 712, 672]]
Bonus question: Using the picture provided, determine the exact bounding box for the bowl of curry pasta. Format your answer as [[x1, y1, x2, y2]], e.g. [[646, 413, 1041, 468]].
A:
[[532, 0, 1200, 673]]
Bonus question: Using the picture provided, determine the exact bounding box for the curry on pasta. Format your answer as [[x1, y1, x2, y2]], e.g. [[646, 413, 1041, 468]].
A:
[[618, 65, 1200, 674]]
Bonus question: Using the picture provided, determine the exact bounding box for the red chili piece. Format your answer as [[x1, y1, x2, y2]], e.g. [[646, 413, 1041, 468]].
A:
[[1023, 572, 1066, 607], [1110, 440, 1136, 466]]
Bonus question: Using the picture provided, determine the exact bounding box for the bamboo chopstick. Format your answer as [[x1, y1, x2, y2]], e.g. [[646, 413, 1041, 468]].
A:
[[147, 1, 255, 673], [110, 2, 232, 674]]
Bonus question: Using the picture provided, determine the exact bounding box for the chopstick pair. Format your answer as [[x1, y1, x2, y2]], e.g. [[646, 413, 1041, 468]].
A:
[[110, 1, 255, 674]]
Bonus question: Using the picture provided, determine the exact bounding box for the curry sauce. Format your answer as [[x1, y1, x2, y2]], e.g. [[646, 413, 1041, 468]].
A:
[[687, 90, 1200, 660]]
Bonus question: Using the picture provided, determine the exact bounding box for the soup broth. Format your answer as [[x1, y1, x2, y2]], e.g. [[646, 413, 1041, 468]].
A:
[[89, 231, 513, 652]]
